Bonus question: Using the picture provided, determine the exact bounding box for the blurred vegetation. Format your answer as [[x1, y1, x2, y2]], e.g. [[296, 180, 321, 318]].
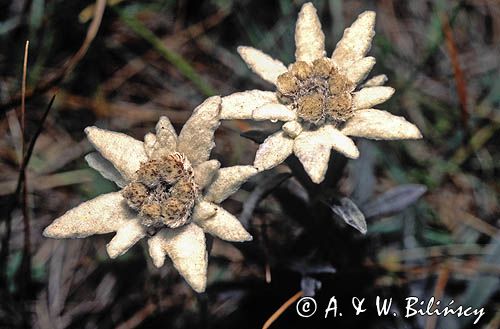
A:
[[0, 0, 499, 328]]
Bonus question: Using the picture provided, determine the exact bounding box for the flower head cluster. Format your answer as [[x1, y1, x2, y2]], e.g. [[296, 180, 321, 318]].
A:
[[276, 58, 356, 125], [220, 2, 422, 183], [43, 97, 256, 292], [121, 152, 199, 230]]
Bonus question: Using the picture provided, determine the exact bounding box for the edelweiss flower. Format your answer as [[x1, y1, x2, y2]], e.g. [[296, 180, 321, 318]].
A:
[[43, 96, 256, 292], [221, 2, 422, 183]]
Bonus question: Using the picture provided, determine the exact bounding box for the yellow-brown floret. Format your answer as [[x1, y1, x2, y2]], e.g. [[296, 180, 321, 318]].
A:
[[276, 58, 356, 125], [121, 152, 199, 231]]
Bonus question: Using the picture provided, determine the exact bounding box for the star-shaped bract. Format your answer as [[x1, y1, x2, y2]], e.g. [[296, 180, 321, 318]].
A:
[[221, 2, 422, 183], [43, 96, 256, 292]]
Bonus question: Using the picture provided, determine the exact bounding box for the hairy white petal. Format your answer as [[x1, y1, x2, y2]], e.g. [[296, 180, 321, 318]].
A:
[[193, 203, 252, 242], [252, 103, 296, 122], [346, 57, 376, 85], [156, 115, 177, 136], [85, 126, 147, 181], [147, 224, 208, 293], [149, 116, 178, 158], [282, 120, 303, 138], [192, 200, 218, 222], [194, 160, 221, 190], [85, 152, 127, 188], [324, 125, 360, 159], [177, 96, 221, 166], [237, 46, 287, 85], [144, 133, 157, 158], [106, 219, 146, 258], [293, 125, 359, 183], [293, 129, 332, 184], [204, 166, 258, 204], [362, 74, 388, 87], [254, 130, 294, 171], [295, 2, 325, 62], [43, 192, 133, 238], [341, 109, 423, 140], [221, 90, 278, 120], [332, 11, 376, 68], [352, 86, 395, 110]]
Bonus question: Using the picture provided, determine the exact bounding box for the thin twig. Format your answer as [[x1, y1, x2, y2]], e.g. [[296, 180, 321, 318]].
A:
[[425, 265, 450, 329], [65, 0, 106, 75], [20, 40, 32, 297], [262, 291, 303, 329], [441, 13, 469, 130], [21, 41, 28, 142]]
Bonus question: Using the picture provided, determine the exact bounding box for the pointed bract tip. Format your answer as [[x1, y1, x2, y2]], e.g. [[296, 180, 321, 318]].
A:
[[310, 176, 324, 184], [192, 281, 206, 293], [84, 126, 97, 136], [42, 225, 56, 238], [405, 123, 423, 139], [152, 257, 165, 268], [227, 230, 253, 242], [350, 148, 360, 159], [237, 45, 248, 53], [301, 2, 316, 11], [359, 10, 376, 21], [106, 244, 121, 259]]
